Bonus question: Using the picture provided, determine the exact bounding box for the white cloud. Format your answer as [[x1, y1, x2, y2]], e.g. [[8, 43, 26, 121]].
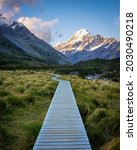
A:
[[0, 0, 35, 19], [0, 0, 58, 42], [2, 11, 15, 20], [0, 0, 35, 9], [18, 17, 58, 43]]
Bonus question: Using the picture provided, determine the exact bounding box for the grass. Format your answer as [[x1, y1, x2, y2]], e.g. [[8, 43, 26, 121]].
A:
[[0, 70, 119, 150], [63, 75, 120, 150], [0, 70, 57, 149]]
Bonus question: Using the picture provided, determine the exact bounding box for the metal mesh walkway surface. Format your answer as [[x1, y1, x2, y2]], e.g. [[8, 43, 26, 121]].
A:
[[33, 78, 91, 149]]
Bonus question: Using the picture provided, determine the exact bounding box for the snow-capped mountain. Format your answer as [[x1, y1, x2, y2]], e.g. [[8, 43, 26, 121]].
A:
[[0, 15, 70, 67], [55, 29, 120, 63]]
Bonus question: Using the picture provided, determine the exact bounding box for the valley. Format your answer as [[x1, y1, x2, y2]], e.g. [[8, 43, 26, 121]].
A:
[[0, 70, 119, 150], [0, 14, 120, 150]]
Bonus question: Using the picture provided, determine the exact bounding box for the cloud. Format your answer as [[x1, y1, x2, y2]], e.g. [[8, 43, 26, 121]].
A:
[[0, 0, 36, 19], [0, 0, 35, 9], [2, 11, 15, 20], [18, 17, 58, 43]]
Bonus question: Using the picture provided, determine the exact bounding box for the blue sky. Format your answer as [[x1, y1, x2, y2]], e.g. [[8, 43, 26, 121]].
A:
[[1, 0, 120, 45]]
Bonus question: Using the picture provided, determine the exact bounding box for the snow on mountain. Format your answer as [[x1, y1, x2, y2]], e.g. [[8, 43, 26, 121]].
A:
[[55, 29, 94, 51], [0, 15, 70, 66], [55, 29, 120, 63], [0, 14, 11, 25]]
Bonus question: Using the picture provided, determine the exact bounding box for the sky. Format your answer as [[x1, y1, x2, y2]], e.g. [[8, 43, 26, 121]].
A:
[[0, 0, 120, 45]]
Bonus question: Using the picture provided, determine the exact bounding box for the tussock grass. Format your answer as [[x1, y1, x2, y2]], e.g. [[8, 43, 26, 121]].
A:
[[0, 71, 119, 150], [15, 86, 26, 93], [0, 70, 57, 149], [63, 75, 120, 150], [7, 95, 25, 108], [101, 137, 120, 150], [23, 120, 42, 149], [0, 100, 7, 117], [0, 89, 10, 97]]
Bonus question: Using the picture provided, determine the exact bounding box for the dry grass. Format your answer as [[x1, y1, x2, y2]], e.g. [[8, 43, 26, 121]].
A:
[[63, 75, 120, 150], [0, 70, 57, 149]]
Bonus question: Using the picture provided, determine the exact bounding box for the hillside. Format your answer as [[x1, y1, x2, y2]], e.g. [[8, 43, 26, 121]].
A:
[[0, 15, 70, 68], [54, 58, 120, 82]]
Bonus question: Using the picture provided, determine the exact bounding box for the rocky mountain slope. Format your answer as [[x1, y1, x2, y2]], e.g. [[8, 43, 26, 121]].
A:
[[0, 15, 70, 68], [55, 29, 120, 63]]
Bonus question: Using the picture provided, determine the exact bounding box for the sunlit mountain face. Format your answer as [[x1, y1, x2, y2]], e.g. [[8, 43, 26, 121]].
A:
[[55, 29, 120, 63]]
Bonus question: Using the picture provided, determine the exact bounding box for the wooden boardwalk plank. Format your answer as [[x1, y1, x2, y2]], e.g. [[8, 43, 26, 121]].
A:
[[33, 78, 91, 149]]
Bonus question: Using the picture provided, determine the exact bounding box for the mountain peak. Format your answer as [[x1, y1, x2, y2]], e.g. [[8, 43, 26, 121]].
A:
[[0, 14, 11, 25], [0, 15, 70, 66], [54, 28, 120, 63], [67, 28, 93, 45], [94, 34, 104, 39], [74, 28, 91, 36]]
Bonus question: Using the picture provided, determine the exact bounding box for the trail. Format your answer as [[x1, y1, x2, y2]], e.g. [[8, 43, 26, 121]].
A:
[[33, 74, 91, 149]]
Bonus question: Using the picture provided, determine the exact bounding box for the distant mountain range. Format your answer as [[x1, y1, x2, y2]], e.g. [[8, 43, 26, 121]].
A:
[[55, 29, 120, 63], [0, 15, 70, 68], [0, 15, 120, 68]]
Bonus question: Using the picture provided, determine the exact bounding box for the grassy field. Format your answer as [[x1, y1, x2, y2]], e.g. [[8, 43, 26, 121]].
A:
[[0, 70, 119, 150], [63, 75, 120, 150], [0, 70, 57, 150]]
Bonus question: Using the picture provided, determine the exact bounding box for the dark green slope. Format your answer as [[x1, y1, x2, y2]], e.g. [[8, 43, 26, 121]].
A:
[[54, 58, 120, 82], [0, 36, 66, 69]]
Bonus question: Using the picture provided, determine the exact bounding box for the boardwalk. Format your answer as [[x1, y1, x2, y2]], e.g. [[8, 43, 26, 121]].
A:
[[33, 75, 91, 149]]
